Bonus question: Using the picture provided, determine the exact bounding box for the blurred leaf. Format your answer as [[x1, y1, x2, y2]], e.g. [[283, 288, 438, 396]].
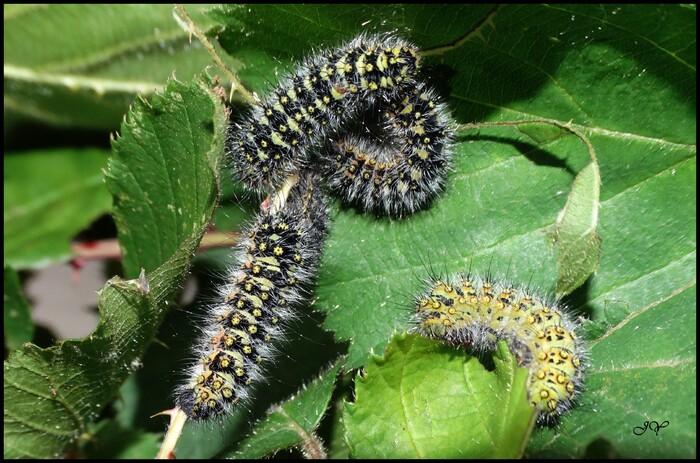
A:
[[211, 4, 696, 458], [105, 76, 226, 278], [221, 361, 343, 459], [3, 265, 34, 350], [344, 335, 535, 458], [3, 75, 227, 458], [212, 175, 258, 232], [3, 4, 240, 129], [81, 420, 160, 459], [4, 148, 112, 269]]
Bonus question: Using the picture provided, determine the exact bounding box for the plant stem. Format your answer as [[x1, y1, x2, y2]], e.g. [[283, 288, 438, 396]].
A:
[[173, 4, 256, 105], [154, 407, 188, 459], [70, 231, 241, 261]]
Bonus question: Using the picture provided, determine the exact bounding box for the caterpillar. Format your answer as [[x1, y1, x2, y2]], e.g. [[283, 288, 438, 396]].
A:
[[176, 33, 454, 422], [227, 33, 453, 217], [412, 272, 585, 423], [176, 173, 329, 420]]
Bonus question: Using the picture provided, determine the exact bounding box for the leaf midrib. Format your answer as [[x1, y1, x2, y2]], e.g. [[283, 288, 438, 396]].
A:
[[4, 64, 160, 95], [450, 95, 697, 148], [3, 5, 215, 74], [3, 172, 105, 221]]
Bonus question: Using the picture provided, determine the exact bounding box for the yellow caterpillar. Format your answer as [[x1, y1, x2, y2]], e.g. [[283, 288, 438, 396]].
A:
[[413, 273, 585, 423]]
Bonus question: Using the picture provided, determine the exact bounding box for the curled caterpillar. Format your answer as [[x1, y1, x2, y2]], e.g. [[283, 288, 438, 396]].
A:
[[412, 273, 585, 423], [322, 81, 453, 216], [228, 33, 453, 217], [176, 173, 329, 420]]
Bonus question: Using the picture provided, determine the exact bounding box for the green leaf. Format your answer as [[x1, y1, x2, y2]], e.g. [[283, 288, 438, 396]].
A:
[[325, 373, 353, 460], [80, 419, 161, 459], [3, 4, 240, 129], [344, 334, 535, 458], [550, 161, 602, 297], [105, 76, 226, 278], [3, 75, 227, 459], [221, 361, 343, 459], [314, 3, 695, 371], [211, 4, 696, 458], [3, 265, 34, 350], [4, 148, 112, 269], [4, 257, 187, 458]]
